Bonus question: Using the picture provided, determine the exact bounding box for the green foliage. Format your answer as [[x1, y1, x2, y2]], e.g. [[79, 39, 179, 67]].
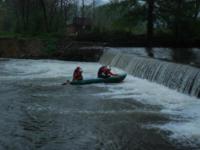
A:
[[0, 0, 77, 34], [155, 0, 200, 39], [93, 0, 200, 41], [0, 32, 20, 38], [0, 0, 200, 42], [42, 38, 57, 54], [94, 0, 147, 34]]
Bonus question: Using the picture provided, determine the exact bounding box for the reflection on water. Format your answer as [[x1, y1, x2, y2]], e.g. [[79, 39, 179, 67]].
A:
[[0, 59, 199, 150]]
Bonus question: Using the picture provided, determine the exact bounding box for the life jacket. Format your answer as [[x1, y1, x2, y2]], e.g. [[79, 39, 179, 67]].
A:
[[97, 66, 110, 78], [73, 68, 83, 80], [98, 66, 107, 77]]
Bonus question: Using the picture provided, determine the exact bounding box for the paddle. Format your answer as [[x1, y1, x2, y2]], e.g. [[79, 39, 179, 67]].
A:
[[62, 80, 70, 85], [62, 76, 71, 85]]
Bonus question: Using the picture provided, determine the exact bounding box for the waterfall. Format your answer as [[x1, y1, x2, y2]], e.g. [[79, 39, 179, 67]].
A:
[[100, 49, 200, 97]]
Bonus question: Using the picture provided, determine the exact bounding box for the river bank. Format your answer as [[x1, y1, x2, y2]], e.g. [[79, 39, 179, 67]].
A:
[[0, 38, 104, 62], [1, 37, 200, 62]]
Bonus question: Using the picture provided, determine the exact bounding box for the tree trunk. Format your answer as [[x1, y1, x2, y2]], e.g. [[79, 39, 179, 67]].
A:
[[147, 0, 154, 43], [92, 0, 96, 20], [64, 3, 68, 22], [194, 0, 200, 20], [82, 0, 85, 18], [48, 0, 58, 30], [60, 0, 63, 18], [174, 0, 182, 41], [39, 0, 49, 32], [25, 0, 30, 31], [20, 0, 26, 31]]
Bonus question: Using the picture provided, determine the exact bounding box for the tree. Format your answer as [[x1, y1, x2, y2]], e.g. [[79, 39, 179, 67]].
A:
[[146, 0, 155, 41]]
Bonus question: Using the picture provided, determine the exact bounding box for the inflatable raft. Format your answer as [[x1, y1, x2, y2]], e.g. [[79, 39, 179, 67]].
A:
[[70, 74, 127, 85]]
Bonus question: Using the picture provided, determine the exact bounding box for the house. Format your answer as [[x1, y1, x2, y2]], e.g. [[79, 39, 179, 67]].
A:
[[66, 17, 92, 35]]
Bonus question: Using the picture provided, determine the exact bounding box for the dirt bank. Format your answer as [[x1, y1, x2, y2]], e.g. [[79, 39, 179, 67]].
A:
[[0, 38, 104, 62]]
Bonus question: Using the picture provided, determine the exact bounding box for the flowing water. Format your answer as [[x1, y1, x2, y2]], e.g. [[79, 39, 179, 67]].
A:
[[100, 49, 200, 97], [103, 47, 200, 67], [0, 59, 200, 150]]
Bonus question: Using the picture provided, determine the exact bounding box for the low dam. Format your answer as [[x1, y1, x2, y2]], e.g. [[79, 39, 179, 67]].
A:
[[100, 48, 200, 97]]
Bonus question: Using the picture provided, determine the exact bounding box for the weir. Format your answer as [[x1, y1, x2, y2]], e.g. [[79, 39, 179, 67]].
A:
[[100, 49, 200, 97]]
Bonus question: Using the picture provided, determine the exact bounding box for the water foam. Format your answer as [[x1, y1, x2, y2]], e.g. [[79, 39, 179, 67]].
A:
[[1, 59, 200, 147], [100, 50, 200, 97], [0, 59, 100, 80], [94, 68, 200, 147]]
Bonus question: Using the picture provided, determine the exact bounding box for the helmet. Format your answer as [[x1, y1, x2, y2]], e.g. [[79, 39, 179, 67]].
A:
[[107, 65, 111, 70], [76, 66, 82, 72]]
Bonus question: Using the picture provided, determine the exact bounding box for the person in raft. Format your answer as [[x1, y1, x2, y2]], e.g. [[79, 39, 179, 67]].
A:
[[97, 65, 117, 78], [73, 66, 83, 81]]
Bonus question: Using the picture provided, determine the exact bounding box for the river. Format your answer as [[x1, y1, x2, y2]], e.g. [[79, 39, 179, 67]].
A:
[[0, 59, 200, 150]]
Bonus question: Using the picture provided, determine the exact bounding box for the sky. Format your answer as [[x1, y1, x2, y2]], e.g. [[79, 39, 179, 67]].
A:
[[98, 0, 109, 4], [76, 0, 109, 6], [94, 0, 109, 5]]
